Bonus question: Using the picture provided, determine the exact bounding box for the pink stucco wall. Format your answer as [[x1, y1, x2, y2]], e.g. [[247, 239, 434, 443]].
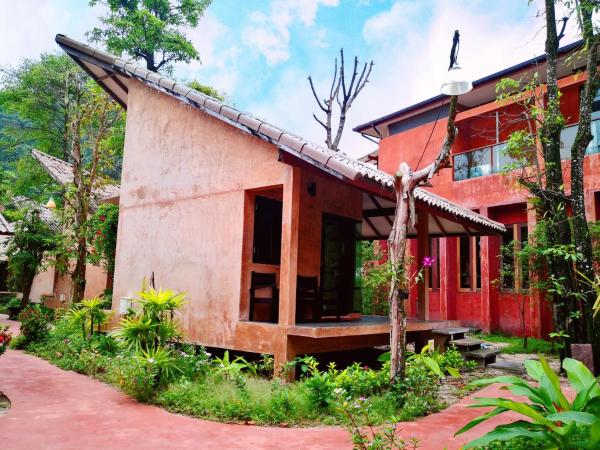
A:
[[112, 81, 363, 356]]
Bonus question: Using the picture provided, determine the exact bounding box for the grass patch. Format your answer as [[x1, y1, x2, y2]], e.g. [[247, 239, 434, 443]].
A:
[[473, 333, 555, 354]]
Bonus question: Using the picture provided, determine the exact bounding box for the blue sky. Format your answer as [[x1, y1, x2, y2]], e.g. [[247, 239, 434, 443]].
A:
[[0, 1, 579, 157]]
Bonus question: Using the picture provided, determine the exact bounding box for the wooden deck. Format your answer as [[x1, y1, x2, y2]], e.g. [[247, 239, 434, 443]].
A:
[[287, 315, 461, 339]]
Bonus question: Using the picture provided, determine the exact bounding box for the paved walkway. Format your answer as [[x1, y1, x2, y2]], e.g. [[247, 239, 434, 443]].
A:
[[0, 318, 523, 449]]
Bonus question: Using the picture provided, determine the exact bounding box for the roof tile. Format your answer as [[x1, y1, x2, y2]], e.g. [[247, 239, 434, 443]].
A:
[[172, 83, 192, 98], [257, 123, 284, 142], [238, 114, 262, 132], [204, 97, 221, 113], [278, 133, 305, 153], [219, 105, 241, 122], [186, 90, 208, 106]]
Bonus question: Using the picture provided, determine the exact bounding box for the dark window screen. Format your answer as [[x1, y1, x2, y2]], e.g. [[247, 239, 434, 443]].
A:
[[252, 195, 282, 265]]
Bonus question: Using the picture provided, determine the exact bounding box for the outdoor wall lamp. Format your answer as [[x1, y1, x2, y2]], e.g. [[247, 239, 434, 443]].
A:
[[119, 296, 133, 315], [440, 30, 473, 96], [45, 196, 57, 209]]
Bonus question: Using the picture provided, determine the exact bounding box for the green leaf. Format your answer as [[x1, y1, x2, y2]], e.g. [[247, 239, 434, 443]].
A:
[[524, 359, 544, 381], [454, 407, 507, 436], [539, 355, 570, 411], [563, 358, 600, 397], [377, 351, 390, 362], [546, 411, 600, 426], [462, 422, 553, 449]]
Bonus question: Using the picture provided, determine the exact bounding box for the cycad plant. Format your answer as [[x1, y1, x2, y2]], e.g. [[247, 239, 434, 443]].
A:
[[455, 356, 600, 449], [66, 297, 111, 340], [112, 287, 185, 352]]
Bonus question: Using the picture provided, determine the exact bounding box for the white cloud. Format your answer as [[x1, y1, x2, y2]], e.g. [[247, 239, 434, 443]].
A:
[[242, 0, 339, 66], [0, 1, 104, 68]]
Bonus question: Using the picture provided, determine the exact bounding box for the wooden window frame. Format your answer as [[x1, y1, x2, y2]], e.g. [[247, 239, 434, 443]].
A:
[[457, 235, 481, 292]]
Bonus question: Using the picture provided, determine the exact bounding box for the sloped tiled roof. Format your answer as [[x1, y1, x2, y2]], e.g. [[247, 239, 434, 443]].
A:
[[0, 212, 13, 235], [55, 34, 505, 235], [11, 196, 61, 232], [31, 149, 120, 201]]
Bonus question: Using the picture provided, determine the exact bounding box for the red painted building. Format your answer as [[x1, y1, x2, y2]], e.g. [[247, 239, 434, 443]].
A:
[[355, 41, 600, 338]]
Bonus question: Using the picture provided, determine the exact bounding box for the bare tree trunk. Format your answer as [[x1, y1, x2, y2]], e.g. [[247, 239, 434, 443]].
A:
[[388, 96, 459, 381]]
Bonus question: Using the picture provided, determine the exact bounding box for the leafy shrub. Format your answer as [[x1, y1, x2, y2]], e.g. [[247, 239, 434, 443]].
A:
[[0, 325, 12, 356], [172, 344, 212, 380], [105, 353, 156, 401], [438, 346, 464, 372], [17, 304, 53, 345], [112, 286, 185, 352], [456, 356, 600, 449], [391, 361, 441, 420], [329, 362, 389, 398]]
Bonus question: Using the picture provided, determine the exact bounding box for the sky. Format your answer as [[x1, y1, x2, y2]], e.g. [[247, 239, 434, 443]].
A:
[[0, 1, 581, 158]]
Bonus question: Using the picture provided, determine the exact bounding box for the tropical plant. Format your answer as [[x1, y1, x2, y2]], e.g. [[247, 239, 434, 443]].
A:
[[66, 296, 111, 340], [137, 345, 182, 385], [455, 356, 600, 449], [112, 286, 185, 352], [379, 343, 460, 379], [213, 350, 255, 380], [86, 203, 119, 276]]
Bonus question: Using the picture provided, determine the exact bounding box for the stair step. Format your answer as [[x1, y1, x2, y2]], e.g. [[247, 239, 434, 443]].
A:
[[464, 347, 501, 367], [465, 348, 502, 358], [432, 327, 470, 336], [449, 338, 483, 349], [487, 361, 525, 374]]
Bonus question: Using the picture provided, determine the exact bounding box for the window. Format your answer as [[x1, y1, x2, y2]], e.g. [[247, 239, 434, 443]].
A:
[[459, 236, 472, 289], [520, 225, 530, 290], [501, 229, 515, 290], [454, 147, 492, 180], [428, 237, 440, 289], [458, 236, 481, 291], [252, 195, 282, 265], [500, 223, 530, 292]]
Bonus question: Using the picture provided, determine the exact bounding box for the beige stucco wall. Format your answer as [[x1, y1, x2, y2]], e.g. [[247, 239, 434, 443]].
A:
[[112, 80, 364, 356], [30, 262, 108, 305], [29, 266, 55, 303]]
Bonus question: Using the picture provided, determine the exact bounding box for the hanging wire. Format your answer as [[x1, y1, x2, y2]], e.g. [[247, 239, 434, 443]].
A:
[[415, 99, 447, 170]]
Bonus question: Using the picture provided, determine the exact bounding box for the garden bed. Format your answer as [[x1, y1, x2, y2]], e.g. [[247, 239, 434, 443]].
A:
[[12, 304, 494, 428]]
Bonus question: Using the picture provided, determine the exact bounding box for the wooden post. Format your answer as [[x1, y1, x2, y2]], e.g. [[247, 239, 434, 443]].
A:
[[278, 166, 300, 327], [416, 210, 430, 320]]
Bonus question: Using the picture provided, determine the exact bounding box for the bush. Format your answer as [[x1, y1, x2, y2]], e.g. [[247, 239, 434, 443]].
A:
[[390, 361, 441, 420], [17, 304, 53, 344], [0, 325, 12, 356]]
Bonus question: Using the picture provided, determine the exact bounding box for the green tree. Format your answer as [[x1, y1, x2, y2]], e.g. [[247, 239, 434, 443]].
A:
[[187, 80, 224, 101], [6, 208, 57, 307], [88, 0, 212, 74], [497, 0, 600, 366]]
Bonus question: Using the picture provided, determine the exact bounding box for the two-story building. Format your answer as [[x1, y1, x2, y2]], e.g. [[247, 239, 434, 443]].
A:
[[354, 40, 600, 339]]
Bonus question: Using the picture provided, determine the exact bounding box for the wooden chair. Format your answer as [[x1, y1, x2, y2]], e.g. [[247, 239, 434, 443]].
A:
[[295, 275, 320, 323], [249, 271, 279, 323], [320, 287, 342, 321]]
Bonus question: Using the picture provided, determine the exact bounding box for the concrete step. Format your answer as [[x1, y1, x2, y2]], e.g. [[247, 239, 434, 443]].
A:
[[487, 361, 525, 374], [432, 327, 470, 336], [464, 347, 502, 367], [449, 338, 483, 351]]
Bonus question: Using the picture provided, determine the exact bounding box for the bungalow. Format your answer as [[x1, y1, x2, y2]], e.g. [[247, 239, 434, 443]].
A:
[[22, 151, 114, 305], [0, 212, 13, 292], [56, 35, 505, 367]]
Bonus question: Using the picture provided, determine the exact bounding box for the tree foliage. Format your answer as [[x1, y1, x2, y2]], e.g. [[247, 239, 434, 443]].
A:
[[495, 0, 600, 365], [86, 203, 119, 275], [88, 0, 212, 74], [6, 209, 57, 307]]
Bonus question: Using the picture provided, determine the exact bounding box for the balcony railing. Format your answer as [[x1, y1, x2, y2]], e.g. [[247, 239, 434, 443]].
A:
[[453, 120, 600, 181]]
